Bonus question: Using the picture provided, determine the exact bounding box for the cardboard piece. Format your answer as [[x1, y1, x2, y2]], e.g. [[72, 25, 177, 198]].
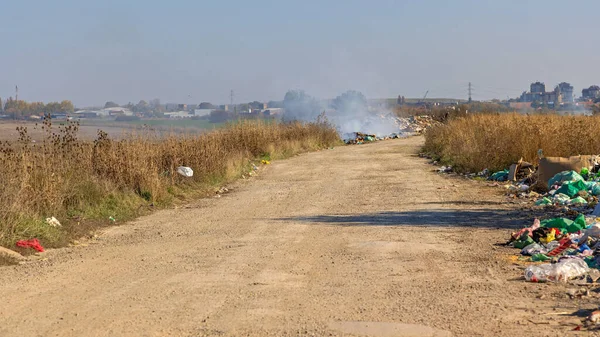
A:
[[538, 155, 595, 189], [508, 164, 518, 181]]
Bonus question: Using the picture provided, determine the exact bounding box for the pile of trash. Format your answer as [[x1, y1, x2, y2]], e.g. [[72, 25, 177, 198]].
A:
[[344, 132, 401, 145], [503, 166, 600, 283], [404, 115, 441, 134], [343, 115, 440, 145]]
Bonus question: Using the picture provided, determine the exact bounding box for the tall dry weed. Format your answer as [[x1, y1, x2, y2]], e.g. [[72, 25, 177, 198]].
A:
[[0, 117, 340, 249], [424, 113, 600, 173]]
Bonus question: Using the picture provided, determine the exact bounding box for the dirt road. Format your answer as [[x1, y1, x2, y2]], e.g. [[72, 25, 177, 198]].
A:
[[0, 137, 590, 336]]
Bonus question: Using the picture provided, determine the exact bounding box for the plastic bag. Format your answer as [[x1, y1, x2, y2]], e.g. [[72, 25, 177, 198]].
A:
[[570, 196, 588, 205], [535, 197, 552, 206], [548, 170, 584, 190], [531, 253, 551, 262], [45, 216, 62, 228], [552, 193, 571, 205], [592, 184, 600, 196], [556, 180, 587, 198], [525, 258, 589, 283], [489, 169, 509, 182], [541, 214, 587, 234], [521, 243, 546, 256], [176, 166, 194, 177]]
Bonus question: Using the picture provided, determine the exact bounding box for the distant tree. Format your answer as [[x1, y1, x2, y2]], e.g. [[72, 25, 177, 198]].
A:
[[283, 90, 321, 121], [104, 101, 120, 108], [44, 102, 62, 114], [124, 102, 135, 111], [60, 100, 75, 113], [198, 102, 215, 109], [248, 101, 263, 110], [149, 98, 164, 113], [238, 103, 250, 113], [332, 90, 367, 113], [134, 100, 150, 113], [28, 102, 45, 115]]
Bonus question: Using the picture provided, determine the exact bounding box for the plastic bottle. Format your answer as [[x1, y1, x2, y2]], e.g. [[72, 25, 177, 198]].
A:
[[525, 258, 589, 282]]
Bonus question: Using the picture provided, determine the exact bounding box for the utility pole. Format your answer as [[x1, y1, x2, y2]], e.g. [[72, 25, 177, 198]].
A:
[[468, 82, 472, 103], [14, 85, 18, 121]]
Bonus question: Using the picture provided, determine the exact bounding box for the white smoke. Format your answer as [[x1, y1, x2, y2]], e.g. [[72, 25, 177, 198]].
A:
[[283, 89, 406, 139]]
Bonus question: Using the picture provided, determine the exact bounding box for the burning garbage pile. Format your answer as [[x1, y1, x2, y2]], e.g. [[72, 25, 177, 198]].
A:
[[341, 115, 440, 145], [344, 132, 400, 145]]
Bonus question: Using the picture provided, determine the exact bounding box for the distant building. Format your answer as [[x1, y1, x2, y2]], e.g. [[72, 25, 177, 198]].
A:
[[582, 85, 600, 100], [519, 81, 572, 106], [165, 103, 187, 112], [102, 107, 132, 116], [194, 109, 213, 117], [530, 81, 545, 94], [262, 108, 283, 116], [165, 111, 193, 119], [74, 110, 101, 118], [557, 82, 574, 103]]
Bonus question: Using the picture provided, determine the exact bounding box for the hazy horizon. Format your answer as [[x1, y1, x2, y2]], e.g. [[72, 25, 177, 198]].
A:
[[1, 0, 598, 107]]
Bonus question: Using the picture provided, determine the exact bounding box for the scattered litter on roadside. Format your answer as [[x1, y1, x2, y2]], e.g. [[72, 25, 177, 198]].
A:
[[343, 115, 440, 145], [109, 216, 116, 223], [16, 238, 45, 252], [176, 166, 194, 177], [45, 216, 62, 228], [261, 160, 270, 165]]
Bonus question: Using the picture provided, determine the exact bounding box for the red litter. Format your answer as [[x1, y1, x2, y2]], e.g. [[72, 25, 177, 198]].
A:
[[16, 238, 45, 252]]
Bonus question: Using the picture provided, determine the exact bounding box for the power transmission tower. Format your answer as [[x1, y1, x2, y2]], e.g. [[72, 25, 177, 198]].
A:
[[468, 82, 472, 103]]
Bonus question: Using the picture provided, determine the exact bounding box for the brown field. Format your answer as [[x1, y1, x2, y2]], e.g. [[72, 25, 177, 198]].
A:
[[0, 121, 205, 142]]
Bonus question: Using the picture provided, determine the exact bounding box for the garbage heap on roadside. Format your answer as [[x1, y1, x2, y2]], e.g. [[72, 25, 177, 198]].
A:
[[492, 154, 600, 283], [343, 115, 440, 145]]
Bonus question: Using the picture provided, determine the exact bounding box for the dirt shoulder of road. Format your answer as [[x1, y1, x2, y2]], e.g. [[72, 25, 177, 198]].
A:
[[0, 136, 594, 337]]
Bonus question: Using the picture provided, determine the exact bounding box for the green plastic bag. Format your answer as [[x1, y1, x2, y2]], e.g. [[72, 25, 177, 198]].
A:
[[513, 236, 535, 249], [541, 214, 587, 233], [592, 183, 600, 196], [555, 180, 587, 198], [570, 196, 588, 205], [489, 169, 509, 182], [548, 170, 584, 190], [531, 253, 551, 262], [535, 197, 552, 206]]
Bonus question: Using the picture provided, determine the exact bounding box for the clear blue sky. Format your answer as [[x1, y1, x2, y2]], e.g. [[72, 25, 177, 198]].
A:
[[1, 0, 598, 107]]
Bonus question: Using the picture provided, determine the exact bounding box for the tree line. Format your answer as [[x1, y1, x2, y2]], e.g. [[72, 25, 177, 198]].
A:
[[0, 97, 75, 119]]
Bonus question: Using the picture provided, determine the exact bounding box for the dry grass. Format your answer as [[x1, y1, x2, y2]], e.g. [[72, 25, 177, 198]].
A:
[[0, 116, 340, 249], [423, 113, 600, 173]]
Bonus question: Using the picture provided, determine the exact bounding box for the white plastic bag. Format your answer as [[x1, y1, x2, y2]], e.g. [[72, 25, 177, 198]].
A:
[[176, 166, 193, 177], [525, 258, 589, 283], [45, 216, 62, 228]]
